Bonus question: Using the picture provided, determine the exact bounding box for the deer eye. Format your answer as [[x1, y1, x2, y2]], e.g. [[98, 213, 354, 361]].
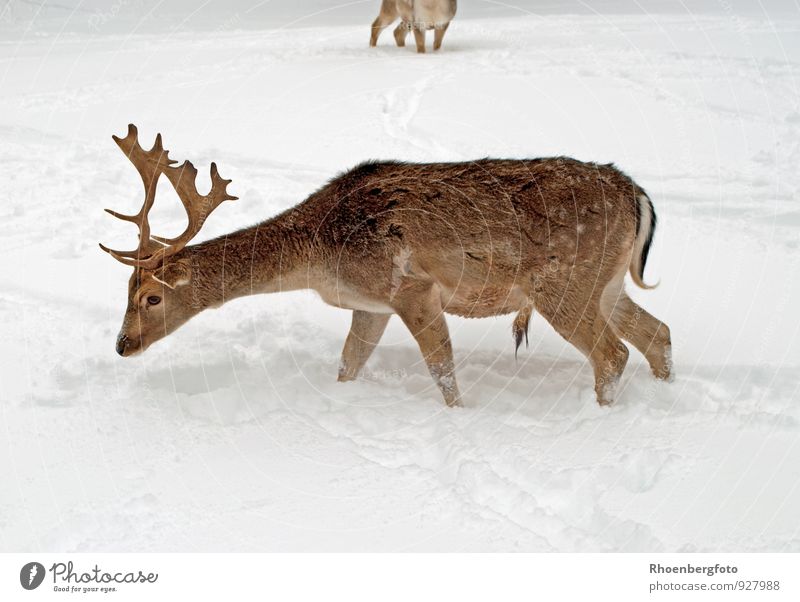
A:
[[147, 295, 161, 306]]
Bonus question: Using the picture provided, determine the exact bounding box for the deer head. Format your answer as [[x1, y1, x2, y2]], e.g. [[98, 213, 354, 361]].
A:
[[101, 124, 237, 356]]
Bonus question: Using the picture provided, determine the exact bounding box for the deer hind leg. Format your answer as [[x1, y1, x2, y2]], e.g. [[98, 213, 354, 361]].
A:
[[338, 311, 391, 382], [605, 291, 673, 382], [413, 26, 426, 53], [370, 0, 399, 47], [573, 312, 630, 406], [393, 21, 409, 46], [535, 287, 629, 406], [393, 282, 461, 407], [433, 22, 450, 50]]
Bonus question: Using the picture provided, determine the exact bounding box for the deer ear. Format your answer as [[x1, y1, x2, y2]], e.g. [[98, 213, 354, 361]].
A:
[[153, 260, 191, 289]]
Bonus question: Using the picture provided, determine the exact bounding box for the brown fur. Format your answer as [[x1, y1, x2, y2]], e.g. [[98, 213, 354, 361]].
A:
[[370, 0, 457, 53], [104, 130, 673, 408]]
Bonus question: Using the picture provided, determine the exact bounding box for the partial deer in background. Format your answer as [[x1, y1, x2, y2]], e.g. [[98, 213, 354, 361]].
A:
[[370, 0, 457, 53], [102, 124, 673, 408]]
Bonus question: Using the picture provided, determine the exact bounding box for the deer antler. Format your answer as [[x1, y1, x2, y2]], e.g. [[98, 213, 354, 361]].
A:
[[99, 124, 176, 264], [100, 124, 237, 270]]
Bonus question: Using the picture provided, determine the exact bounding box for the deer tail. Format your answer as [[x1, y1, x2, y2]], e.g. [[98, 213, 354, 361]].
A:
[[630, 192, 659, 289]]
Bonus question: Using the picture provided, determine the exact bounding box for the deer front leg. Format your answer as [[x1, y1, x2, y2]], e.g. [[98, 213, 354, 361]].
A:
[[413, 26, 426, 53], [393, 21, 409, 46], [394, 283, 461, 407], [433, 22, 449, 50], [338, 310, 391, 382], [370, 0, 399, 46]]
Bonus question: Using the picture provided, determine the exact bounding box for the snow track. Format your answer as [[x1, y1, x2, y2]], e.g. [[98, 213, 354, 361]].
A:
[[1, 7, 799, 551]]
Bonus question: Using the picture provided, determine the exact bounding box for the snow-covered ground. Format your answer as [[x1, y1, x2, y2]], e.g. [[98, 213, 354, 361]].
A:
[[1, 1, 799, 551]]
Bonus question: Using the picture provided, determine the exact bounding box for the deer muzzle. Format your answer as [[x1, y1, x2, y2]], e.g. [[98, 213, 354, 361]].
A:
[[116, 333, 133, 356]]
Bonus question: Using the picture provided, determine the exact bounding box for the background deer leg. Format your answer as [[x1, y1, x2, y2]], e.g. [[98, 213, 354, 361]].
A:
[[370, 0, 399, 46], [433, 22, 449, 50], [606, 293, 673, 381], [393, 21, 409, 46], [338, 311, 391, 382], [413, 26, 426, 53], [394, 284, 461, 407]]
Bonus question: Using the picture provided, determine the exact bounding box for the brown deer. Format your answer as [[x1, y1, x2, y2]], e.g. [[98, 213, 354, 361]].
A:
[[102, 124, 673, 408], [370, 0, 457, 53]]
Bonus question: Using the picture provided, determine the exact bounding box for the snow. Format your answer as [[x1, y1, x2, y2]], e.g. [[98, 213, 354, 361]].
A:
[[1, 1, 799, 552]]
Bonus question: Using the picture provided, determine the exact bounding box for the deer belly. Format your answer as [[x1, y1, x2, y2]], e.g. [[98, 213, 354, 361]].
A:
[[316, 285, 394, 314], [440, 285, 526, 318]]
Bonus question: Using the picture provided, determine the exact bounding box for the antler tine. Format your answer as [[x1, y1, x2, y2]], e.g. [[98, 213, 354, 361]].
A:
[[98, 243, 154, 266], [101, 124, 176, 266], [148, 160, 237, 256], [211, 162, 239, 201], [103, 208, 139, 222]]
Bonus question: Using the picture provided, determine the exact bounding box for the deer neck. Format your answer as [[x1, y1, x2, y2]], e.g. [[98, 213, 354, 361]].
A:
[[184, 212, 318, 307]]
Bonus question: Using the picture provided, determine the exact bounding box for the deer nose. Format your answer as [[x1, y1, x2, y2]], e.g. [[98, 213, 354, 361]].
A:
[[116, 334, 129, 356]]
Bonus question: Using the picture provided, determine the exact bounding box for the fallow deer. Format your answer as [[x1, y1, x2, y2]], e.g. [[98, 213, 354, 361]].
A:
[[370, 0, 457, 53], [102, 124, 673, 408]]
